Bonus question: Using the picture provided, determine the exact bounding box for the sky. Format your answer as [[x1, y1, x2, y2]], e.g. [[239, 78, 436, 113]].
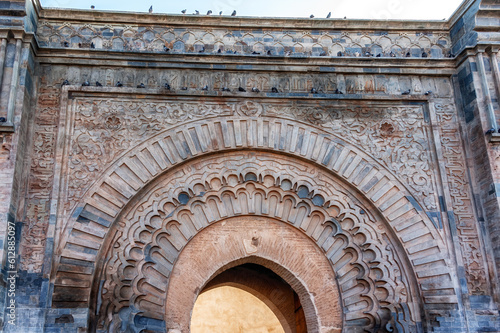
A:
[[39, 0, 465, 21]]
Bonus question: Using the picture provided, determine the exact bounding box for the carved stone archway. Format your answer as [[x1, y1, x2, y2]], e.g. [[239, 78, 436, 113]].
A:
[[52, 115, 457, 320], [199, 264, 301, 333], [88, 151, 433, 332]]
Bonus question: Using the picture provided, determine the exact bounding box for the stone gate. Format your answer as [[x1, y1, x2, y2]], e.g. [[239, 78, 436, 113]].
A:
[[1, 0, 500, 332]]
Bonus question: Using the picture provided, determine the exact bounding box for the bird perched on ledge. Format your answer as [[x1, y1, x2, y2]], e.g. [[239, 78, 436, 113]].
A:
[[402, 89, 411, 95], [231, 10, 237, 16], [96, 81, 102, 87], [137, 83, 146, 88], [61, 80, 70, 86], [486, 128, 496, 135], [116, 81, 123, 87], [148, 6, 153, 13], [251, 87, 260, 93], [82, 81, 90, 86], [271, 87, 279, 93]]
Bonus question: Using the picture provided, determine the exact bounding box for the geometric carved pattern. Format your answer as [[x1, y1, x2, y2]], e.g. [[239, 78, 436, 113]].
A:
[[64, 96, 437, 217], [37, 20, 451, 58], [96, 153, 421, 332]]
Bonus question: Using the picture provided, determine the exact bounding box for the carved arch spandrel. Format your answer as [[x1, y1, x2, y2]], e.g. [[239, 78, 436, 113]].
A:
[[94, 158, 421, 332], [52, 119, 456, 314]]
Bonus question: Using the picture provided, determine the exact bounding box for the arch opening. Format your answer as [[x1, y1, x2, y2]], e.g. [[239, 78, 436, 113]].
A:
[[191, 263, 307, 333]]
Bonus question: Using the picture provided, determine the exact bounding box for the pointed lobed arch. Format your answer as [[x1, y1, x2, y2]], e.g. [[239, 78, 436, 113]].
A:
[[51, 117, 458, 315], [92, 158, 423, 332]]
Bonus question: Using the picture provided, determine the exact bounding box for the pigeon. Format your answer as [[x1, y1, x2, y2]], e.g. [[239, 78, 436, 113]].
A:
[[267, 50, 272, 55], [164, 46, 170, 52], [78, 43, 82, 48], [199, 47, 205, 53], [365, 52, 372, 57], [406, 52, 411, 57], [116, 81, 123, 87], [422, 51, 428, 58], [222, 87, 231, 92], [238, 87, 246, 92], [0, 117, 6, 122], [164, 83, 171, 90], [337, 51, 343, 57], [61, 80, 70, 86], [96, 81, 102, 87], [91, 5, 95, 9], [251, 87, 260, 93], [319, 51, 327, 56], [63, 41, 69, 47], [137, 83, 146, 88], [486, 128, 496, 135], [424, 90, 432, 95], [271, 87, 279, 93], [207, 10, 212, 15], [233, 50, 237, 54], [148, 5, 153, 13], [181, 87, 188, 90], [194, 10, 199, 15], [334, 88, 343, 94], [82, 81, 90, 86], [448, 53, 455, 58], [402, 89, 411, 95], [219, 11, 223, 15], [181, 9, 186, 14], [376, 54, 381, 57], [201, 85, 208, 90], [252, 51, 261, 55], [310, 14, 314, 18], [326, 12, 331, 18], [343, 16, 346, 19], [217, 48, 222, 53], [90, 42, 95, 49], [311, 88, 318, 94], [390, 51, 396, 57], [231, 10, 236, 16]]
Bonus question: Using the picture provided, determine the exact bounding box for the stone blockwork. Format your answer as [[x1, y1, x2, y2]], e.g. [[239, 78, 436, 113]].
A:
[[1, 0, 500, 332]]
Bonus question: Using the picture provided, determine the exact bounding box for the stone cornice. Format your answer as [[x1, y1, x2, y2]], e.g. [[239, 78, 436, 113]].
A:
[[38, 8, 450, 32]]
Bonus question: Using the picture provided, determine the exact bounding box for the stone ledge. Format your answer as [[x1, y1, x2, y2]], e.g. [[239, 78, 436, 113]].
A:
[[0, 123, 14, 133], [490, 133, 500, 143]]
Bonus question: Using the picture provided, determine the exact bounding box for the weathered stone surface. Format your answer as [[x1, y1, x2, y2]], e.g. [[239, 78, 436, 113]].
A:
[[0, 0, 500, 332]]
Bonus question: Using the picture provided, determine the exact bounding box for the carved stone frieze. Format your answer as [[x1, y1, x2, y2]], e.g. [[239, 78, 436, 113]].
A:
[[36, 21, 452, 58], [19, 81, 61, 272], [433, 101, 489, 295]]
